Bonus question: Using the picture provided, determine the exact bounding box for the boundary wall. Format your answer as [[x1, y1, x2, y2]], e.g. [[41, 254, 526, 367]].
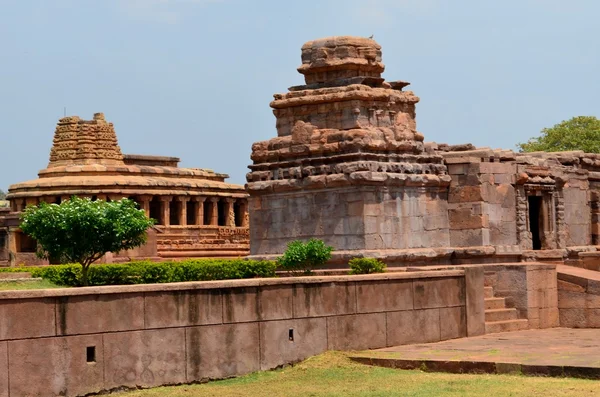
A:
[[0, 269, 484, 397]]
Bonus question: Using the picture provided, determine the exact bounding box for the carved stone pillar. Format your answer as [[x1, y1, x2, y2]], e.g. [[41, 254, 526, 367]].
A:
[[139, 195, 152, 218], [160, 196, 172, 226], [14, 199, 25, 212], [209, 197, 219, 226], [193, 196, 206, 225], [224, 198, 235, 226], [239, 199, 248, 227], [177, 197, 190, 226]]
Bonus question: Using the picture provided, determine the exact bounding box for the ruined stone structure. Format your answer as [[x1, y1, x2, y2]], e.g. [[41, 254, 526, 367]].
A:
[[248, 36, 451, 257], [0, 113, 249, 266], [247, 36, 600, 270]]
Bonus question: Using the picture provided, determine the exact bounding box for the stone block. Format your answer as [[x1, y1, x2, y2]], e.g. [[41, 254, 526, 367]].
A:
[[57, 293, 144, 335], [464, 266, 485, 337], [258, 285, 294, 321], [186, 323, 260, 381], [448, 186, 483, 203], [259, 317, 327, 370], [356, 280, 413, 313], [559, 308, 587, 328], [440, 306, 467, 340], [293, 282, 356, 318], [223, 287, 259, 323], [144, 290, 222, 329], [0, 298, 56, 340], [104, 329, 185, 390], [539, 307, 559, 328], [9, 334, 104, 397], [495, 269, 527, 292], [449, 212, 488, 230], [386, 309, 441, 345], [0, 342, 6, 397], [326, 313, 387, 350], [413, 277, 465, 309], [449, 228, 490, 247]]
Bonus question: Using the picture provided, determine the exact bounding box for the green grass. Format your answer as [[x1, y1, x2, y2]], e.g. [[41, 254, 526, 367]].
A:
[[121, 351, 600, 397], [0, 279, 63, 290]]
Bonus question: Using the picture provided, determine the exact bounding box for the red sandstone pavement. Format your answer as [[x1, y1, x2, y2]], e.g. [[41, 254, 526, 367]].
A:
[[350, 328, 600, 378]]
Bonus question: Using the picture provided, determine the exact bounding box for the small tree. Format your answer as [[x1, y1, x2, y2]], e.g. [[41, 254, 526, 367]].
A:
[[20, 197, 154, 286], [277, 238, 333, 275], [518, 116, 600, 153], [0, 189, 6, 200]]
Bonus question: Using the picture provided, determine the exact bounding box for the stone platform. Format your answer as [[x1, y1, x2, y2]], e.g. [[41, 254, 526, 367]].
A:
[[350, 328, 600, 378]]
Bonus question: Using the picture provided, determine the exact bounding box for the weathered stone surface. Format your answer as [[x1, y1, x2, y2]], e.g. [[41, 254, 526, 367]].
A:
[[356, 279, 413, 313], [57, 293, 144, 335], [260, 318, 327, 370], [186, 323, 260, 381], [386, 309, 441, 345], [293, 281, 356, 317], [0, 298, 55, 340], [327, 313, 387, 350], [144, 290, 222, 328], [0, 342, 7, 397], [413, 277, 465, 309], [9, 334, 104, 397]]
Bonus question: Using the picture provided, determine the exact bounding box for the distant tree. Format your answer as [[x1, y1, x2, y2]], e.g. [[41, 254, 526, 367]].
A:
[[518, 116, 600, 153], [20, 197, 154, 286], [0, 189, 6, 200]]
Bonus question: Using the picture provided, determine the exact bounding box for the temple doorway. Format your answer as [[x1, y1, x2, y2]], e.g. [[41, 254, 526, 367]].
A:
[[528, 196, 543, 250]]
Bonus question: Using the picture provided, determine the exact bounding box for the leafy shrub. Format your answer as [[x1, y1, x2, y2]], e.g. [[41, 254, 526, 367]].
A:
[[29, 259, 277, 287], [348, 258, 387, 275], [278, 238, 333, 275]]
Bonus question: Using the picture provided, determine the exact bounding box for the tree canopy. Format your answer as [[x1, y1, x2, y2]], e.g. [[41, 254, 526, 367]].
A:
[[518, 116, 600, 153], [20, 197, 154, 285], [0, 189, 6, 200]]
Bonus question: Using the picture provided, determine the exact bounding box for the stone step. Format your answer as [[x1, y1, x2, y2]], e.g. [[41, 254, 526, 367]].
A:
[[485, 319, 529, 334], [0, 272, 32, 280], [484, 286, 494, 298], [485, 308, 518, 322], [484, 297, 506, 310]]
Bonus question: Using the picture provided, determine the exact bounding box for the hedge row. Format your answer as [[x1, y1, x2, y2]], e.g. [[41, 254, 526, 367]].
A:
[[15, 259, 277, 287]]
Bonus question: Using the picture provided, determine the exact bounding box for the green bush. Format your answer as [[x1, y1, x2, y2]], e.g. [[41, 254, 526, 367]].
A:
[[348, 258, 387, 275], [278, 238, 333, 275], [28, 259, 277, 287]]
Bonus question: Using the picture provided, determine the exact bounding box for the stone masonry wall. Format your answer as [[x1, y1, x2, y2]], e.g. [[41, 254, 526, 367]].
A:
[[250, 186, 449, 255], [562, 177, 591, 246], [0, 269, 483, 397], [557, 266, 600, 328], [484, 263, 559, 328], [445, 156, 517, 248]]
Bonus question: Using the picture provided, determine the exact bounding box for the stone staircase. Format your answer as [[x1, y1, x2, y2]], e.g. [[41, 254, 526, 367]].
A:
[[484, 285, 529, 334]]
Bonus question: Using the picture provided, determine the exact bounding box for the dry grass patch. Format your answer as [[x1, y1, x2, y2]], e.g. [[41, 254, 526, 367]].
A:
[[121, 351, 600, 397]]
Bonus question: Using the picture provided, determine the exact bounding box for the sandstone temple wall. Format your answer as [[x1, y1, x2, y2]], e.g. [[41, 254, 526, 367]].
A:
[[0, 269, 483, 396], [250, 186, 449, 255]]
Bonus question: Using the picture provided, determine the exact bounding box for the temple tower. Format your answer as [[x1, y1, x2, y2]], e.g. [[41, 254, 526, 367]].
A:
[[247, 36, 451, 256]]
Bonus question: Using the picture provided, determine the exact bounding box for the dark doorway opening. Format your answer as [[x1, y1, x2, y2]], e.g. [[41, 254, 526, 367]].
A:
[[149, 197, 162, 225], [203, 200, 212, 225], [528, 196, 542, 250], [234, 202, 242, 227], [217, 200, 226, 226]]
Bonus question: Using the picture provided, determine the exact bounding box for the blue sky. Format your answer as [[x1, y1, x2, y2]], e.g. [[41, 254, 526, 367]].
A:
[[1, 0, 599, 190]]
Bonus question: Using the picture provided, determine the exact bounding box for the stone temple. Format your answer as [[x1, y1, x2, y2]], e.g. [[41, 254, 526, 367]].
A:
[[0, 113, 249, 266], [248, 36, 600, 269]]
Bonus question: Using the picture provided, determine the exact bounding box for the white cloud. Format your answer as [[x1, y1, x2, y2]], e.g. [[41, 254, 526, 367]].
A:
[[117, 0, 223, 24]]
